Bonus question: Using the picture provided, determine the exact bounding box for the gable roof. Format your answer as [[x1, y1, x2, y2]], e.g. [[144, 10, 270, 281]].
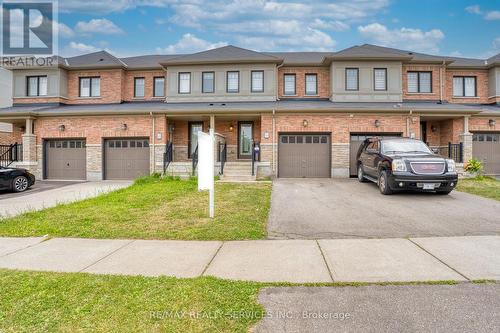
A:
[[160, 45, 282, 66], [120, 55, 180, 69], [66, 51, 126, 69], [264, 52, 334, 66], [327, 44, 413, 61], [486, 53, 500, 67]]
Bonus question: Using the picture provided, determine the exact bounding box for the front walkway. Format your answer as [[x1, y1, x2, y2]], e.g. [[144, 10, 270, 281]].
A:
[[0, 181, 132, 217], [0, 236, 498, 283]]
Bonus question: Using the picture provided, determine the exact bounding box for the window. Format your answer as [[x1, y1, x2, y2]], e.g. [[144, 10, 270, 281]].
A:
[[189, 122, 203, 158], [202, 72, 215, 93], [134, 77, 145, 98], [178, 72, 191, 94], [79, 77, 100, 97], [251, 70, 264, 92], [305, 74, 317, 95], [27, 76, 47, 96], [153, 77, 165, 97], [284, 74, 296, 95], [345, 68, 359, 91], [373, 68, 387, 91], [407, 71, 432, 93], [226, 71, 239, 93], [453, 76, 476, 97]]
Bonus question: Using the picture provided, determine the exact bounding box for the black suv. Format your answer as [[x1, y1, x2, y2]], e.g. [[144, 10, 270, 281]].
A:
[[356, 137, 458, 195]]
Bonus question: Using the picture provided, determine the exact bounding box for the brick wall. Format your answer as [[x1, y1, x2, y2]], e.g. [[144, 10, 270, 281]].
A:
[[123, 70, 166, 102], [66, 69, 125, 104], [444, 69, 489, 104], [402, 64, 442, 101], [278, 67, 330, 99], [469, 117, 500, 131], [13, 97, 65, 105]]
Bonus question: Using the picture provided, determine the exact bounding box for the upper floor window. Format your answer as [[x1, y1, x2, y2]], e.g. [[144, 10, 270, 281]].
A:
[[134, 77, 145, 98], [284, 74, 296, 95], [251, 71, 264, 92], [345, 68, 359, 91], [153, 77, 165, 97], [305, 74, 317, 95], [227, 71, 239, 93], [178, 72, 191, 94], [79, 77, 100, 97], [407, 71, 432, 93], [373, 68, 387, 91], [202, 72, 215, 93], [453, 76, 476, 97], [27, 76, 47, 96]]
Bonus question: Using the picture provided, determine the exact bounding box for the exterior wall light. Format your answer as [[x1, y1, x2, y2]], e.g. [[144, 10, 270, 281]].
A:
[[58, 124, 65, 132], [303, 119, 309, 128], [229, 123, 234, 132], [489, 119, 496, 127], [168, 123, 175, 133], [431, 125, 437, 132], [374, 120, 381, 128], [121, 123, 128, 131]]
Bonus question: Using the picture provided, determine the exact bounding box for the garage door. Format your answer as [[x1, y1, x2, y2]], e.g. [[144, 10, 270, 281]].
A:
[[45, 139, 86, 180], [350, 133, 402, 176], [104, 138, 150, 180], [473, 133, 500, 175], [278, 133, 330, 178]]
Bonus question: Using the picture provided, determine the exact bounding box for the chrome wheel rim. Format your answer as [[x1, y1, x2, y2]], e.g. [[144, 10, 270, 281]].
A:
[[358, 166, 363, 180], [379, 174, 386, 192], [15, 177, 28, 191]]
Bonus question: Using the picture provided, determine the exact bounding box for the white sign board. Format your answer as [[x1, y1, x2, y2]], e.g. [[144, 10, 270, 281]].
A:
[[197, 130, 215, 217]]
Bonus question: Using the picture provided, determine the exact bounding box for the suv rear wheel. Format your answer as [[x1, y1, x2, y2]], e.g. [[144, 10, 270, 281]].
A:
[[357, 165, 367, 183], [378, 170, 393, 195]]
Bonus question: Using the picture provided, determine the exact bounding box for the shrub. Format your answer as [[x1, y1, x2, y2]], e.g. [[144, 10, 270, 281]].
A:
[[464, 159, 483, 173]]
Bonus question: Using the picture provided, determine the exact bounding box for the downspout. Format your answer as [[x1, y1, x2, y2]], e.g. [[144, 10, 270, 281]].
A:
[[272, 109, 276, 173], [150, 111, 155, 174], [407, 110, 412, 138], [275, 62, 284, 101], [439, 60, 445, 103]]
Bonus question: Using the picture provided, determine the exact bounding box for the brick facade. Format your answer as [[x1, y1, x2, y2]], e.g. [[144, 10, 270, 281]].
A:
[[469, 117, 500, 132], [123, 70, 166, 102], [444, 69, 489, 104], [402, 64, 443, 101], [278, 67, 330, 99], [67, 69, 125, 104], [13, 97, 66, 104]]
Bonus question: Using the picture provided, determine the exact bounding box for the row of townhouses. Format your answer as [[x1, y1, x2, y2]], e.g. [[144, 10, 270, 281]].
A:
[[0, 44, 499, 180]]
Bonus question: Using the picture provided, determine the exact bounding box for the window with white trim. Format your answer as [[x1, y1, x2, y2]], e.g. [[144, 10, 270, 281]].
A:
[[284, 74, 296, 95], [345, 68, 359, 91], [227, 71, 239, 93], [27, 76, 48, 96], [178, 72, 191, 94], [251, 71, 264, 92], [453, 76, 476, 97], [305, 74, 317, 95], [79, 77, 100, 97], [407, 71, 432, 93], [374, 68, 387, 91]]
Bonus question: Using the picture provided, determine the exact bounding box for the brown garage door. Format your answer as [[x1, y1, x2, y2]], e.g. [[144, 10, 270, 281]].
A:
[[473, 133, 500, 175], [278, 133, 330, 178], [45, 139, 86, 180], [350, 133, 402, 176], [104, 138, 150, 180]]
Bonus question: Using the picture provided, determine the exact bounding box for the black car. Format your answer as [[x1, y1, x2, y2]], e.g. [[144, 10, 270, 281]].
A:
[[0, 166, 36, 192], [356, 137, 458, 195]]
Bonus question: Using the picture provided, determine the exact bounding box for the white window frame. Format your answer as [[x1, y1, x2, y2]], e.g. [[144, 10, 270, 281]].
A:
[[178, 72, 191, 94]]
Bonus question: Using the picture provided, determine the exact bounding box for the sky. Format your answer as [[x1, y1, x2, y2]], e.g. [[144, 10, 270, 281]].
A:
[[50, 0, 500, 59]]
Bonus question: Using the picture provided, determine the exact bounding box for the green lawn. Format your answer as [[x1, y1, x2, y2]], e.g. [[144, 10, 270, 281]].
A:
[[0, 176, 272, 240], [0, 269, 264, 333], [456, 176, 500, 201]]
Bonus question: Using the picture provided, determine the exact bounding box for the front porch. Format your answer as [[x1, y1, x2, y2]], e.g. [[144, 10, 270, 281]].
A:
[[163, 115, 267, 179]]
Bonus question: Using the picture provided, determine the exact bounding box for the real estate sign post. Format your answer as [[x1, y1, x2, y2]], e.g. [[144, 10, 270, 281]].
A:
[[197, 130, 215, 218]]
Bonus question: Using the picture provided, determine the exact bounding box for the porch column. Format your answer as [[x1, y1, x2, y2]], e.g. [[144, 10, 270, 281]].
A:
[[459, 116, 473, 163], [20, 117, 39, 177]]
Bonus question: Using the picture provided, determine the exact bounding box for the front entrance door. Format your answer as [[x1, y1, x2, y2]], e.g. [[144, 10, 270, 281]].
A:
[[238, 122, 253, 159], [189, 122, 203, 158]]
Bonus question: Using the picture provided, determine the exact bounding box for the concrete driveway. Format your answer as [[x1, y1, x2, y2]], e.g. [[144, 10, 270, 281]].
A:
[[268, 179, 500, 239], [0, 180, 79, 200], [0, 181, 132, 217]]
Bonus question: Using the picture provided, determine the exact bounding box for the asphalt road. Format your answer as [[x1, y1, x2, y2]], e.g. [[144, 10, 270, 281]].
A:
[[253, 283, 500, 333], [268, 179, 500, 239]]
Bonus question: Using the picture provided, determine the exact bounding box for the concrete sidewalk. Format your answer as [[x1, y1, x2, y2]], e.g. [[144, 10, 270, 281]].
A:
[[0, 236, 498, 283], [0, 181, 132, 217]]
